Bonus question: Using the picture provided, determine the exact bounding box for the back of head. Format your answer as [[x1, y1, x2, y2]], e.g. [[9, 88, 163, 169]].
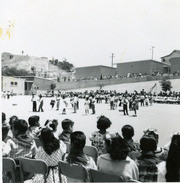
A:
[[143, 128, 159, 144], [13, 119, 28, 135], [140, 135, 157, 152], [44, 119, 58, 132], [70, 131, 86, 150], [121, 125, 134, 140], [97, 115, 112, 130], [9, 116, 18, 128], [166, 134, 180, 182], [2, 112, 6, 124], [106, 134, 129, 161], [61, 119, 74, 131], [28, 115, 40, 127], [40, 128, 59, 155], [2, 125, 9, 141]]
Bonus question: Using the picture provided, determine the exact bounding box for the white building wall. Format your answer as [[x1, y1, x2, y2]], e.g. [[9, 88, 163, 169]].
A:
[[2, 76, 26, 95]]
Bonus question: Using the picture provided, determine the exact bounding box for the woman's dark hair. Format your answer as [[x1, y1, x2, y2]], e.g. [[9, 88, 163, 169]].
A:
[[165, 134, 180, 182], [44, 119, 58, 132], [121, 125, 134, 140], [2, 126, 9, 141], [40, 128, 60, 155], [140, 135, 157, 152], [13, 119, 28, 135], [106, 135, 129, 161], [67, 131, 87, 166], [61, 119, 74, 130], [2, 112, 6, 123], [9, 116, 18, 129], [70, 131, 86, 150], [28, 115, 40, 127], [97, 116, 112, 130]]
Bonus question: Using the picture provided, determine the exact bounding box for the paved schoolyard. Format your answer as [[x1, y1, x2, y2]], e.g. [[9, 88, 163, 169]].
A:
[[2, 95, 180, 146]]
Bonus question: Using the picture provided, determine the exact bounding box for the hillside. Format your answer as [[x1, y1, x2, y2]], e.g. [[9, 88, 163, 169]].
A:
[[1, 52, 70, 78]]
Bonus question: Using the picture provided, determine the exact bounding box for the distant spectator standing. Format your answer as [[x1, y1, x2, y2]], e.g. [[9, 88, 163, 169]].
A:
[[122, 95, 129, 115], [38, 94, 44, 112], [31, 94, 37, 112], [84, 97, 90, 115], [56, 94, 60, 110]]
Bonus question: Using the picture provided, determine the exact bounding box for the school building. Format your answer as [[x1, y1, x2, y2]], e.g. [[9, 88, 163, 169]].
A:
[[75, 65, 116, 80]]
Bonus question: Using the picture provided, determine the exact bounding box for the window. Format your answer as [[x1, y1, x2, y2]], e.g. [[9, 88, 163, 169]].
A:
[[10, 81, 18, 87]]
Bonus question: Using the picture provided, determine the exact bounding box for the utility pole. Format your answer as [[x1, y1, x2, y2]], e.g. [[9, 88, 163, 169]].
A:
[[151, 46, 155, 60], [110, 53, 115, 67]]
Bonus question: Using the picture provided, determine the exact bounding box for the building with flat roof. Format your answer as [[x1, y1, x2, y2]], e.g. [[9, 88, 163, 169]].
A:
[[116, 60, 170, 77], [1, 76, 26, 95], [75, 65, 116, 80]]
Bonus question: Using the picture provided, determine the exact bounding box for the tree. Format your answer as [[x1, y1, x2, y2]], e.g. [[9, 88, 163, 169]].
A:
[[57, 59, 74, 72], [160, 78, 172, 92], [2, 66, 32, 76], [50, 82, 56, 90], [50, 82, 56, 96]]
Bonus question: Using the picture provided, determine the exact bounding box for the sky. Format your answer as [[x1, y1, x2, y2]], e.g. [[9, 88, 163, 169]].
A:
[[1, 0, 180, 67]]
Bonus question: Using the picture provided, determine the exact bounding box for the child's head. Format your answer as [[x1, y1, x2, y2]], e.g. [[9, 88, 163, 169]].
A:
[[140, 134, 157, 152], [9, 115, 18, 129], [44, 119, 58, 132], [70, 131, 86, 150], [61, 119, 74, 132], [97, 115, 112, 131], [143, 128, 159, 144], [121, 125, 134, 140], [28, 115, 40, 127], [12, 119, 28, 137], [105, 133, 129, 161]]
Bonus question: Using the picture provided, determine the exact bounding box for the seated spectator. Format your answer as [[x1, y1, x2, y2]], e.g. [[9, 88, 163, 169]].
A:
[[157, 132, 180, 182], [64, 131, 97, 182], [2, 112, 7, 126], [3, 119, 36, 158], [97, 133, 139, 181], [2, 113, 9, 150], [122, 125, 140, 152], [136, 134, 161, 182], [5, 115, 18, 141], [32, 128, 66, 183], [58, 118, 74, 143], [90, 115, 112, 155], [44, 119, 58, 133], [144, 127, 168, 160], [28, 115, 42, 139]]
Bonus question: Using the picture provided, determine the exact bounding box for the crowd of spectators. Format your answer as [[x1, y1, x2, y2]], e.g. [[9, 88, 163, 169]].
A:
[[72, 71, 180, 82], [2, 112, 180, 182]]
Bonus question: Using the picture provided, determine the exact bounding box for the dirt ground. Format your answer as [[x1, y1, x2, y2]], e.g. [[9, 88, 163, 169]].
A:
[[2, 95, 180, 146]]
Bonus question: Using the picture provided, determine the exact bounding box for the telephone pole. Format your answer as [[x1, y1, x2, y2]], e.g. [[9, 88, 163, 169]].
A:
[[110, 53, 115, 67]]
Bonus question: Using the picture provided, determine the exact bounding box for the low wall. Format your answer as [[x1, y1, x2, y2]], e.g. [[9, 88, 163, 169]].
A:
[[55, 75, 180, 90]]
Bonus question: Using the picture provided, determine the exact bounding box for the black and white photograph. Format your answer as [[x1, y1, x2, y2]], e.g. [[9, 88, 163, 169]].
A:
[[1, 0, 180, 182]]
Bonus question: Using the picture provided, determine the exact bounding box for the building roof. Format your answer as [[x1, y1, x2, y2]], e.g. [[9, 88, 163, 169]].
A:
[[76, 65, 116, 69], [161, 50, 180, 59], [116, 59, 170, 66]]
